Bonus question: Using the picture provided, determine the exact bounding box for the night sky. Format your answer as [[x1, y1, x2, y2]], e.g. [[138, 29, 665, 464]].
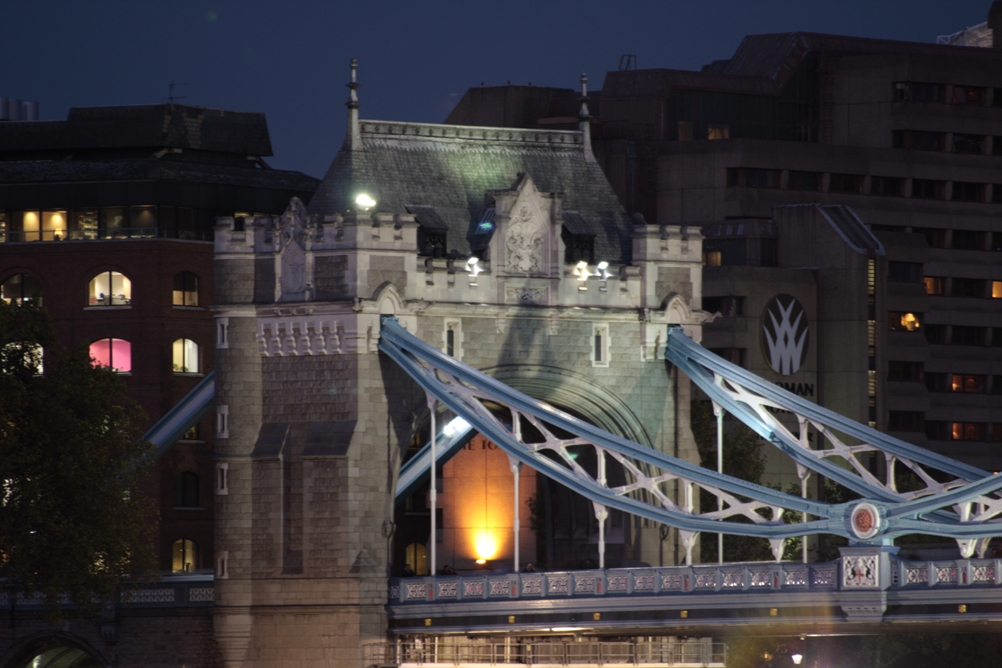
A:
[[3, 0, 992, 178]]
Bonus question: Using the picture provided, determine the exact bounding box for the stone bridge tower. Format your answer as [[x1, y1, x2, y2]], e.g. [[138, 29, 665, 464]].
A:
[[211, 63, 708, 668]]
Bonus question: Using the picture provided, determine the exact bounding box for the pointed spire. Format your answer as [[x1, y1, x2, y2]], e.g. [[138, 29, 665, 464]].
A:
[[345, 59, 362, 151], [578, 73, 596, 163]]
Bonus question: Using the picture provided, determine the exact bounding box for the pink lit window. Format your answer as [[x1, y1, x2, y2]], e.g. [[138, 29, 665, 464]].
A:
[[89, 338, 132, 373]]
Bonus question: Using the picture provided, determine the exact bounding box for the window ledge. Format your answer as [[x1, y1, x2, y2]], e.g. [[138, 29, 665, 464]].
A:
[[173, 306, 204, 311], [84, 305, 132, 310], [172, 506, 205, 511], [173, 372, 204, 377]]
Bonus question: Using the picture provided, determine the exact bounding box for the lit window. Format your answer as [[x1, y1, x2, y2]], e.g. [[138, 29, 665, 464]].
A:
[[89, 338, 132, 373], [172, 539, 198, 572], [708, 125, 729, 140], [924, 277, 944, 295], [404, 542, 428, 576], [172, 338, 200, 373], [888, 311, 922, 332], [15, 210, 40, 242], [41, 210, 68, 240], [88, 271, 131, 306], [703, 250, 722, 266], [1, 274, 42, 306], [993, 281, 1002, 299], [172, 272, 199, 306]]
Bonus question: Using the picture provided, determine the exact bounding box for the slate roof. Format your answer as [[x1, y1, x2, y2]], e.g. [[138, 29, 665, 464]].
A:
[[309, 120, 633, 262], [0, 158, 319, 191], [0, 104, 273, 156]]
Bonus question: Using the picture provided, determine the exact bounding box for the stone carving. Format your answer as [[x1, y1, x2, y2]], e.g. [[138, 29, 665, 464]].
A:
[[257, 320, 343, 356], [505, 204, 544, 275], [505, 287, 546, 305], [843, 555, 878, 588]]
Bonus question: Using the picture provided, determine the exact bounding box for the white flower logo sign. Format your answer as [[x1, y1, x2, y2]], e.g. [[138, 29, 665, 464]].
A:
[[761, 294, 809, 375]]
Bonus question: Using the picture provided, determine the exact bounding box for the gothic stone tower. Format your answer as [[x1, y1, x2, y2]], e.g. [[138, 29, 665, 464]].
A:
[[211, 64, 708, 668]]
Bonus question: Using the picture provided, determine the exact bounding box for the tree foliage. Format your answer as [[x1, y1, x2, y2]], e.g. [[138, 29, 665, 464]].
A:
[[0, 302, 157, 616], [690, 400, 775, 562]]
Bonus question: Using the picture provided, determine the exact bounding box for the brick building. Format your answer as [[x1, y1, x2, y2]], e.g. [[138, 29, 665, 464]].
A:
[[0, 103, 319, 572]]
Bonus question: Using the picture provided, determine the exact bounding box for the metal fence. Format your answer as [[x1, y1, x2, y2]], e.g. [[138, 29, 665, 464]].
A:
[[365, 638, 725, 667]]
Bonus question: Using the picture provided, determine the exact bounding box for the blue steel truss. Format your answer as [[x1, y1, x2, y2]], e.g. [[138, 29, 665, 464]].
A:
[[379, 317, 1002, 560]]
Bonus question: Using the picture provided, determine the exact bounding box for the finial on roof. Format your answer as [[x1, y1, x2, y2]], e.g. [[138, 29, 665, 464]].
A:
[[345, 59, 362, 151], [579, 73, 595, 163]]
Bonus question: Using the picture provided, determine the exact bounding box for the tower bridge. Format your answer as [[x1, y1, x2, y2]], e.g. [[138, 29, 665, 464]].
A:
[[5, 63, 1002, 668]]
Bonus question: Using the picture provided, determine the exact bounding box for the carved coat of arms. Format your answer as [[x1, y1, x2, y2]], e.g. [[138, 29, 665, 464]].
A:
[[505, 204, 544, 274]]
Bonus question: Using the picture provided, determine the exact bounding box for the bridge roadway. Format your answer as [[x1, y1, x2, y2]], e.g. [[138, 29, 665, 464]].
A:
[[386, 555, 1002, 636]]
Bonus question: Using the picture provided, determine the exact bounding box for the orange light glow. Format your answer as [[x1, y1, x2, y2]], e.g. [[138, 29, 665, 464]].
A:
[[474, 530, 498, 561]]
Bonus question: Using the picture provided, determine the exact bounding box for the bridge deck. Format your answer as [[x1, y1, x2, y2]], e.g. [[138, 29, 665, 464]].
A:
[[388, 557, 1002, 635]]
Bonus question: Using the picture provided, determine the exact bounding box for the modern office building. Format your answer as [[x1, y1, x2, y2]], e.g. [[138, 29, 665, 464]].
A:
[[0, 103, 319, 570], [447, 3, 1002, 470]]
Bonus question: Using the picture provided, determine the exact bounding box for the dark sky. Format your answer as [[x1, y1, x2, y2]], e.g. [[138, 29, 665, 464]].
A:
[[3, 0, 992, 178]]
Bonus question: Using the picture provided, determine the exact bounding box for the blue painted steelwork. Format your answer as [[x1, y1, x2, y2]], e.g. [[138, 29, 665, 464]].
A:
[[379, 317, 1002, 550], [665, 326, 1002, 549], [396, 420, 476, 501], [379, 317, 837, 542], [143, 371, 215, 460]]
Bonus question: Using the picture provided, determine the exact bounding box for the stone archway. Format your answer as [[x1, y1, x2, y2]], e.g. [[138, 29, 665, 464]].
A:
[[1, 632, 105, 668]]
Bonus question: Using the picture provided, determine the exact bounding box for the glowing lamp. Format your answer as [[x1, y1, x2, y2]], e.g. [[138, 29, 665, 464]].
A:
[[355, 193, 377, 211], [474, 530, 498, 562], [791, 653, 803, 665], [442, 416, 470, 438]]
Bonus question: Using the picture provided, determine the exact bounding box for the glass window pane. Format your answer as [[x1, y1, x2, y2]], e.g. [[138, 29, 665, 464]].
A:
[[41, 210, 68, 240], [73, 209, 98, 240], [130, 205, 157, 228], [89, 339, 112, 368], [101, 207, 127, 233]]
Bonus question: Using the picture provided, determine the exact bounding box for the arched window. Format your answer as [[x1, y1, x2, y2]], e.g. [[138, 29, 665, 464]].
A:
[[88, 270, 131, 306], [173, 271, 199, 306], [174, 472, 200, 508], [172, 539, 199, 572], [405, 543, 428, 576], [172, 338, 199, 373], [89, 338, 131, 373], [2, 273, 42, 306]]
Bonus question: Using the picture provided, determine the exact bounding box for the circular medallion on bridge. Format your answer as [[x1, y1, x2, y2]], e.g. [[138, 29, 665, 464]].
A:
[[850, 502, 881, 540]]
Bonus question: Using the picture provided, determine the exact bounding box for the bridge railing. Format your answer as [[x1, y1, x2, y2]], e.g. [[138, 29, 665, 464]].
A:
[[390, 562, 838, 604], [365, 637, 726, 667], [0, 573, 214, 610], [391, 556, 1002, 604]]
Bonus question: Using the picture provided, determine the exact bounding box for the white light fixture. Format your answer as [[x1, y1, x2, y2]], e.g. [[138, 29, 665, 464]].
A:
[[791, 653, 803, 665], [355, 193, 376, 211], [442, 416, 470, 438], [573, 260, 591, 290], [466, 256, 482, 286]]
